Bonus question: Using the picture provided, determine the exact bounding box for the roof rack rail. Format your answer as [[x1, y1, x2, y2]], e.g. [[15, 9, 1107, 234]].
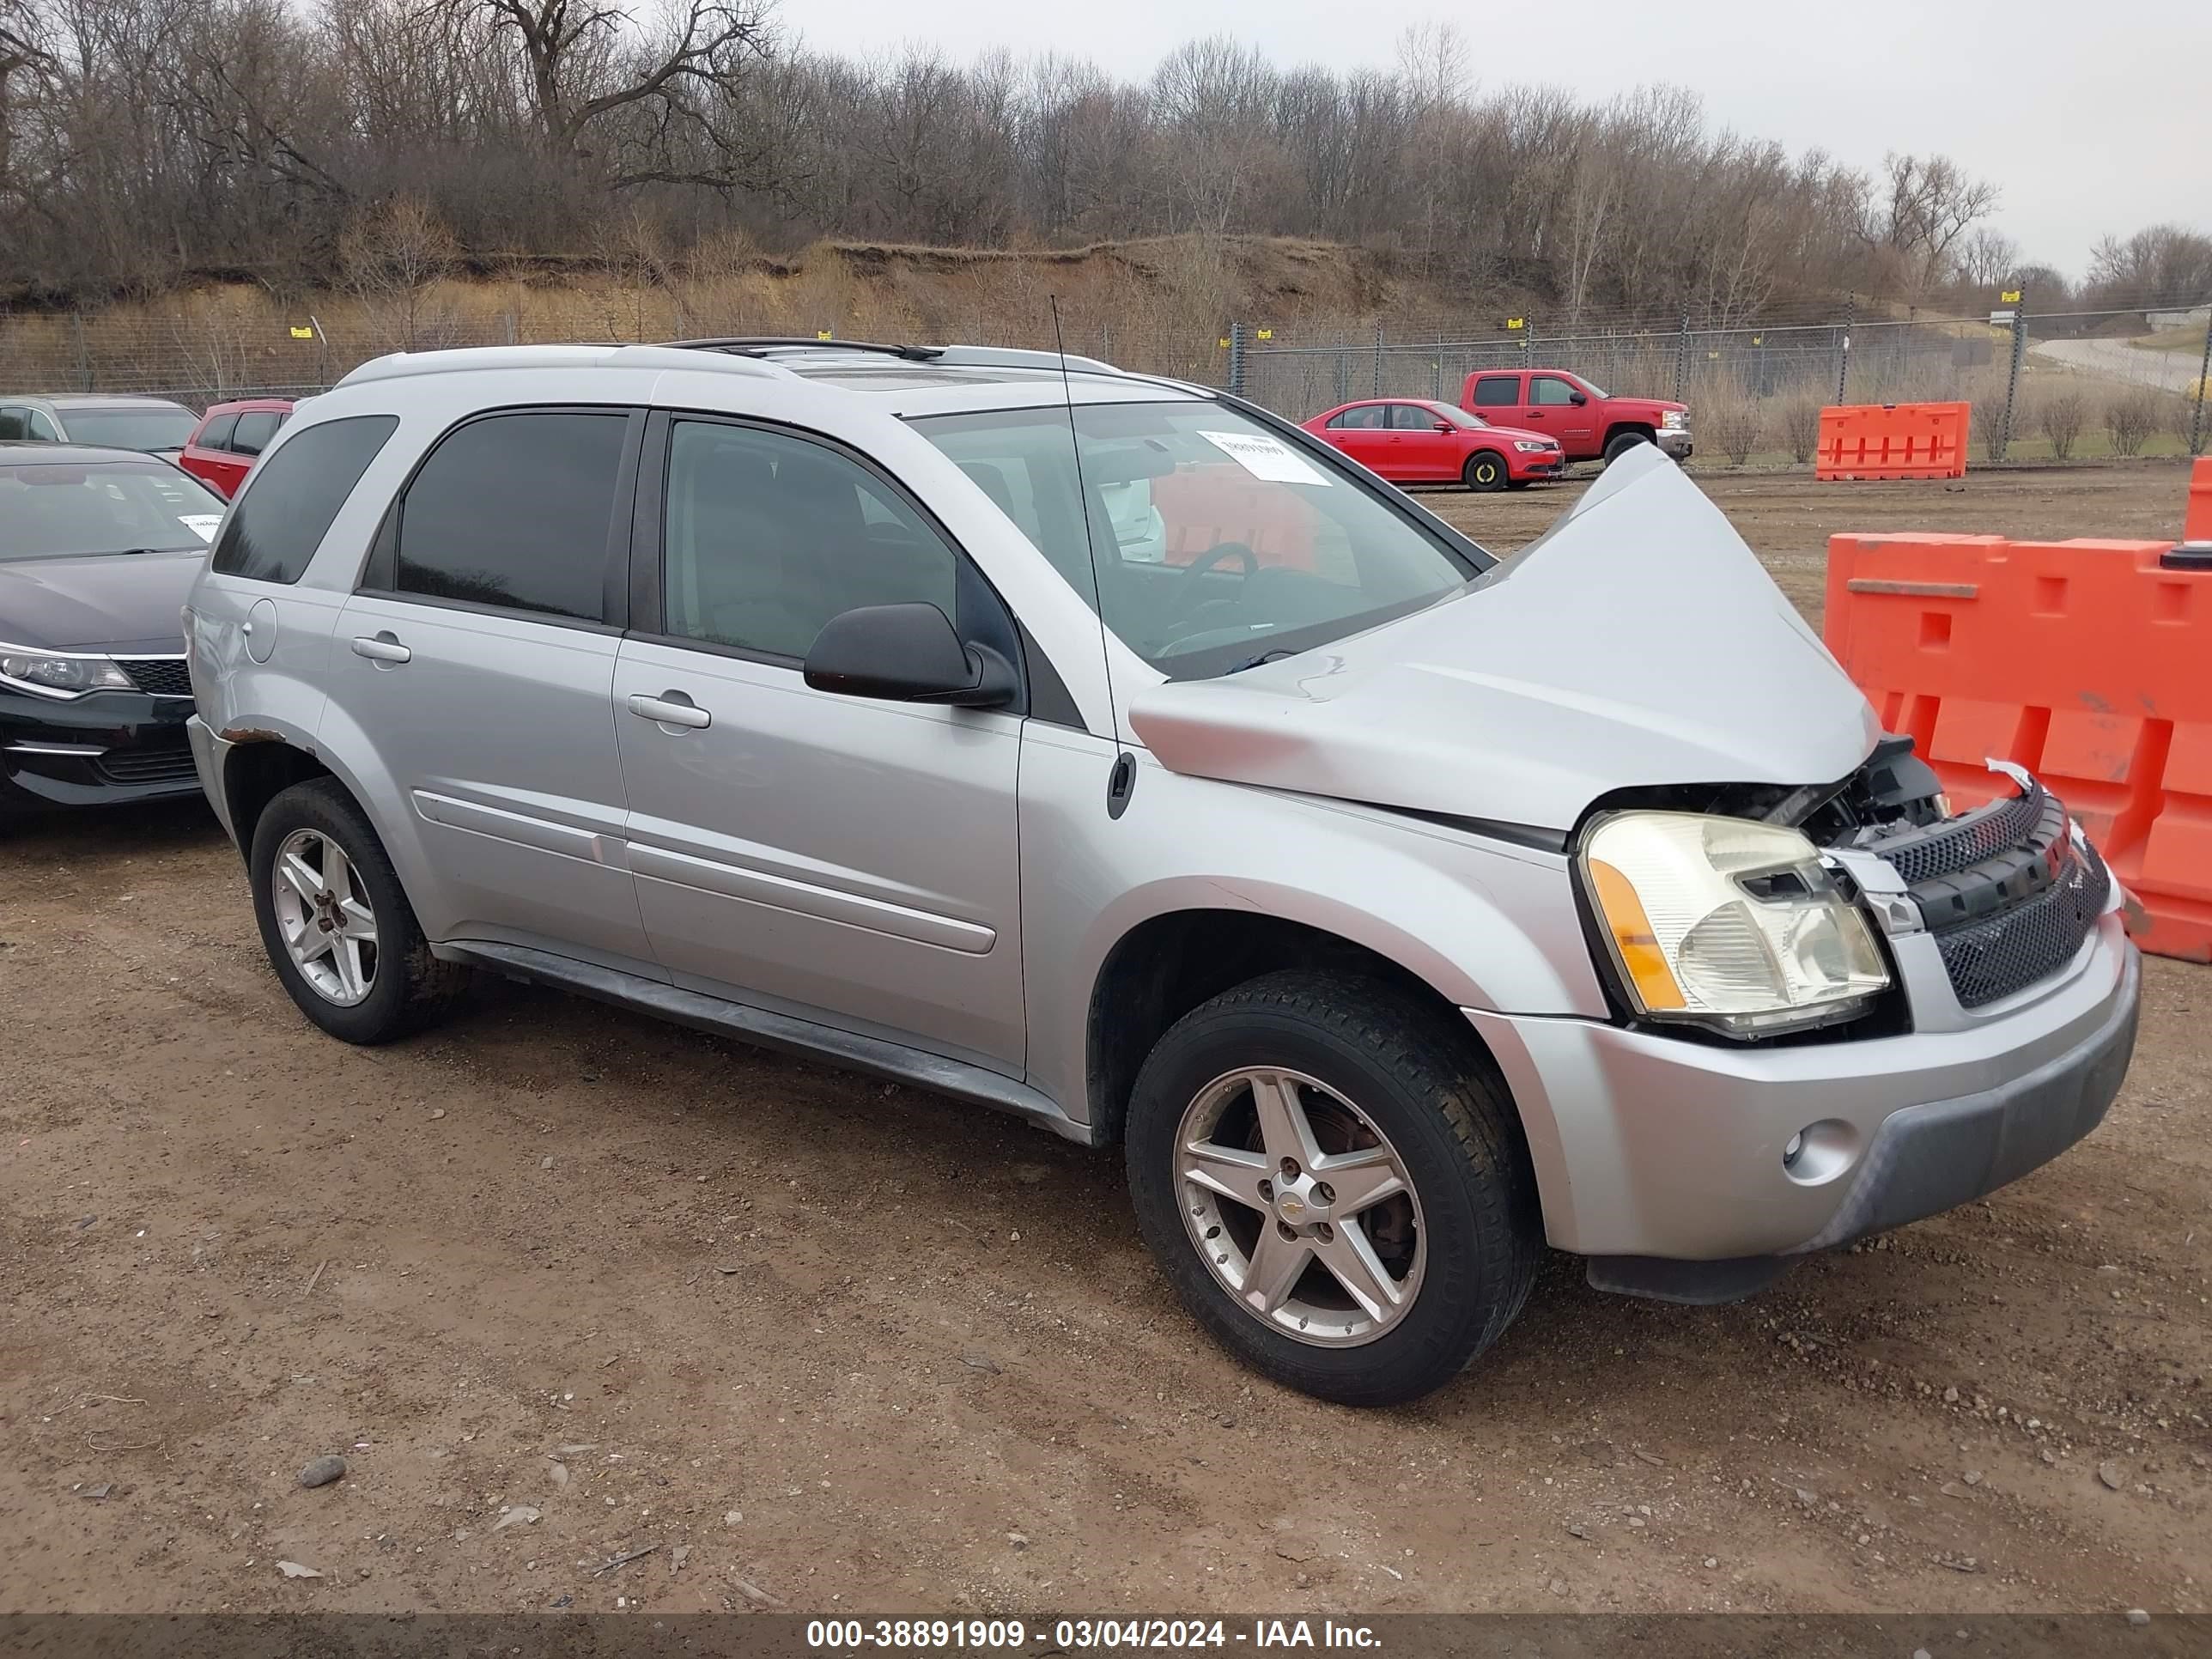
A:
[[664, 337, 945, 362]]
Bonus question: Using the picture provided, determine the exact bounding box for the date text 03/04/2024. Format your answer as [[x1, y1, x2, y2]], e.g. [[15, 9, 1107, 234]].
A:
[[804, 1620, 1382, 1650]]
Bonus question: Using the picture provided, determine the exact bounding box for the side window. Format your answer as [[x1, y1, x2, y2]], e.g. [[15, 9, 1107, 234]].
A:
[[661, 420, 960, 661], [211, 415, 399, 584], [199, 413, 240, 453], [1531, 375, 1580, 406], [230, 411, 281, 455], [1329, 405, 1384, 430], [1470, 376, 1521, 408], [1388, 404, 1437, 430], [392, 411, 626, 621], [26, 409, 61, 441], [0, 407, 23, 440]]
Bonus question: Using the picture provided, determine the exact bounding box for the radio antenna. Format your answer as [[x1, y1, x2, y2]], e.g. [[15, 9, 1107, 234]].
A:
[[1050, 295, 1128, 783]]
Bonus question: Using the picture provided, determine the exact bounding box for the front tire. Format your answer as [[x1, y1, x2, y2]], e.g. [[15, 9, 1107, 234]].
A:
[[249, 779, 467, 1044], [1602, 429, 1651, 464], [1125, 971, 1540, 1406], [1462, 451, 1509, 492]]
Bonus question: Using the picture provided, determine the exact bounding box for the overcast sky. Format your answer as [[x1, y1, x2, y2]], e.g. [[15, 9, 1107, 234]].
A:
[[784, 0, 2209, 280]]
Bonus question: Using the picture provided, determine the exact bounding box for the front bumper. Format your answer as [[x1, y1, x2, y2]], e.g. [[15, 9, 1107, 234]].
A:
[[1656, 429, 1692, 459], [1466, 910, 2138, 1279], [0, 684, 203, 815]]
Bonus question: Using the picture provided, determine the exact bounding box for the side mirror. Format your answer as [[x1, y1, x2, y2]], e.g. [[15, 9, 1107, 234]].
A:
[[1432, 420, 1455, 433], [1568, 390, 1589, 406], [803, 602, 1016, 709]]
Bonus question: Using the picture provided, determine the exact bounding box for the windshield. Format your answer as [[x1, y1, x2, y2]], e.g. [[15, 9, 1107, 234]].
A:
[[914, 401, 1489, 679], [60, 407, 198, 452], [1577, 376, 1609, 399], [1426, 404, 1486, 429], [0, 460, 225, 562]]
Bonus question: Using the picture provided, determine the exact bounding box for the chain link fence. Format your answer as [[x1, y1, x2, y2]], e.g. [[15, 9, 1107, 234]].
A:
[[1230, 301, 2212, 463], [5, 293, 2209, 464]]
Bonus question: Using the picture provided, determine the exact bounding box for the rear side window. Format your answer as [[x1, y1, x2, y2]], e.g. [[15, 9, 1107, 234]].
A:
[[392, 411, 626, 622], [231, 410, 283, 455], [211, 415, 398, 584], [1328, 405, 1383, 430], [199, 413, 240, 452], [1470, 376, 1520, 407]]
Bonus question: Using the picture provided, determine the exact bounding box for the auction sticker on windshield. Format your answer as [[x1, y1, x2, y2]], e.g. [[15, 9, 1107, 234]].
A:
[[180, 514, 223, 542], [1197, 429, 1331, 487]]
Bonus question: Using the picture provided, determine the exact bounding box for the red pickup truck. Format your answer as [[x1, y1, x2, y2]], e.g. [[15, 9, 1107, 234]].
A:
[[1460, 368, 1692, 465]]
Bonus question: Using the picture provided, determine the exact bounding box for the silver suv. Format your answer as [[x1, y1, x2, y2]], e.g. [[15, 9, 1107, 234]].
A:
[[184, 340, 2138, 1405]]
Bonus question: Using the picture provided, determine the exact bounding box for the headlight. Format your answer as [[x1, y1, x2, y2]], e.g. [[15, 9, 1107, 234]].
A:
[[0, 647, 136, 699], [1661, 410, 1687, 430], [1580, 811, 1889, 1036], [1513, 440, 1553, 453]]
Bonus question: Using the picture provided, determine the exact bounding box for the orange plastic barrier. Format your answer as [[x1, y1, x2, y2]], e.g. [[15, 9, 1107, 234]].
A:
[[1151, 464, 1317, 572], [1815, 402, 1970, 482], [1824, 526, 2212, 963], [2188, 454, 2212, 544]]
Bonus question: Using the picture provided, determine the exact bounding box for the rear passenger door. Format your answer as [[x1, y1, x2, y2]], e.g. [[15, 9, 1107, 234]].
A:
[[1324, 404, 1389, 472], [1466, 374, 1527, 432], [186, 413, 246, 497], [613, 413, 1026, 1072], [329, 406, 655, 969]]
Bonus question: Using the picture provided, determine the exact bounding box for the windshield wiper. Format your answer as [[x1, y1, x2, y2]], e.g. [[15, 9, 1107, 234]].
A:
[[1224, 647, 1299, 675]]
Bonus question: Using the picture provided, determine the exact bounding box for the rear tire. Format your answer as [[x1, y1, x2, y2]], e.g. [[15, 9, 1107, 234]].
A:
[[249, 778, 468, 1044], [1462, 451, 1509, 492], [1602, 429, 1651, 464], [1124, 970, 1541, 1407]]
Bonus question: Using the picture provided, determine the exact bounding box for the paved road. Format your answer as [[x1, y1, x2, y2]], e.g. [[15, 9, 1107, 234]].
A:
[[2030, 333, 2206, 392]]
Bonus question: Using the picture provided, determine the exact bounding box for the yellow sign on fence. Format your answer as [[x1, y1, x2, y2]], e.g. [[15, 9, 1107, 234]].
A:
[[289, 325, 314, 340], [2000, 289, 2022, 304], [1504, 318, 1525, 331], [816, 329, 833, 341], [1255, 328, 1273, 341]]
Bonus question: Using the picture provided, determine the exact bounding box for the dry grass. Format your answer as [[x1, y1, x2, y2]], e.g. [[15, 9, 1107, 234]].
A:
[[2128, 323, 2212, 354]]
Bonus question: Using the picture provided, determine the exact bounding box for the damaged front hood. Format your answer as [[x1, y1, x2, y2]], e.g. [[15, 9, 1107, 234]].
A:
[[1126, 447, 1878, 832]]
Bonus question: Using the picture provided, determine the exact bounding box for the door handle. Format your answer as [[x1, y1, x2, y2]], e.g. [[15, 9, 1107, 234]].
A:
[[350, 633, 410, 664], [627, 692, 711, 730]]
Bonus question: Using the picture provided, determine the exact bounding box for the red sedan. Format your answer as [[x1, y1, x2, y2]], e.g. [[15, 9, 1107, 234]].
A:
[[1301, 398, 1565, 491], [177, 398, 294, 499]]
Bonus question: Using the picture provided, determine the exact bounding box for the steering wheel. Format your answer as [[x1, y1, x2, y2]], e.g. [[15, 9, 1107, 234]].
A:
[[1166, 541, 1260, 626]]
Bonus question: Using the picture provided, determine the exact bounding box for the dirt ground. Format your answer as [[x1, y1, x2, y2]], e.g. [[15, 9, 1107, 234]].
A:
[[1, 459, 2204, 1619]]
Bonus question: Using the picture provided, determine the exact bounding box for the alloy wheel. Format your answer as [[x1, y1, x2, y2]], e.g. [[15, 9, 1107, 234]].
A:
[[1176, 1067, 1426, 1346], [270, 827, 380, 1006]]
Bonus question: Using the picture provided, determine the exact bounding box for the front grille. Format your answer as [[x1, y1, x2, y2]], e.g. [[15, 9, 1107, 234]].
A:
[[1869, 782, 2109, 1008], [122, 657, 193, 697], [1868, 787, 2049, 884], [97, 744, 199, 785], [1933, 838, 2110, 1008]]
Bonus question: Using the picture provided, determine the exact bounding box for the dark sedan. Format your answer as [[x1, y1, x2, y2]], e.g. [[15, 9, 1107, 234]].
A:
[[0, 443, 225, 819]]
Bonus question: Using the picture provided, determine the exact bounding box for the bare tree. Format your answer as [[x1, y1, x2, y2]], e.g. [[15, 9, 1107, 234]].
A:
[[460, 0, 772, 187], [0, 0, 54, 204], [340, 195, 459, 350]]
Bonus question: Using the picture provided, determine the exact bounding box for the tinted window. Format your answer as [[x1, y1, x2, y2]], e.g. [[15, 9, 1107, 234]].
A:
[[394, 412, 626, 621], [231, 410, 283, 455], [199, 413, 240, 453], [60, 406, 198, 452], [26, 408, 61, 441], [1470, 376, 1521, 407], [1, 459, 225, 561], [1531, 375, 1580, 406], [1388, 404, 1439, 430], [211, 415, 398, 584], [0, 407, 24, 440], [1328, 405, 1383, 430], [662, 420, 957, 660]]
